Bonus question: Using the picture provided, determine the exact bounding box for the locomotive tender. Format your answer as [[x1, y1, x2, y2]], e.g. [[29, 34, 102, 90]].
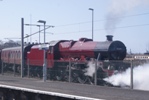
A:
[[0, 35, 127, 84]]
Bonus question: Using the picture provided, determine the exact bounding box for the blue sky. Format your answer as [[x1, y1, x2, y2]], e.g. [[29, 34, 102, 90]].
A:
[[0, 0, 149, 53]]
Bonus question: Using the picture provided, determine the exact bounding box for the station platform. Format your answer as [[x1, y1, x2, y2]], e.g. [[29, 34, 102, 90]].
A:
[[0, 75, 149, 100]]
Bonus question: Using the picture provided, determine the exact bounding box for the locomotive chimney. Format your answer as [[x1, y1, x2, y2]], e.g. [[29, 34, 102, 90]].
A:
[[106, 35, 113, 41]]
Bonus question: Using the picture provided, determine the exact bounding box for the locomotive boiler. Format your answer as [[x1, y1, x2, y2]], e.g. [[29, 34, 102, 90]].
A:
[[59, 35, 126, 61]]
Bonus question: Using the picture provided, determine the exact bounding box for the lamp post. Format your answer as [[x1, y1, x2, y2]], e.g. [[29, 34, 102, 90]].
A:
[[21, 18, 24, 78], [38, 20, 46, 82], [37, 25, 41, 43], [89, 8, 94, 41]]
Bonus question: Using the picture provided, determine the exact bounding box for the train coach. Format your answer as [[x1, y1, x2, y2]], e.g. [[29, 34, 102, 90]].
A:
[[0, 35, 129, 84], [1, 44, 33, 72]]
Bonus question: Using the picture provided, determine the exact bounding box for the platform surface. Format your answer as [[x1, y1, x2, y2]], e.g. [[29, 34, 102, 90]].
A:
[[0, 75, 149, 100]]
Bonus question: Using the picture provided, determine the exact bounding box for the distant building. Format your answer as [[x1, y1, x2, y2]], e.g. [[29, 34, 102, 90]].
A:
[[125, 54, 149, 60]]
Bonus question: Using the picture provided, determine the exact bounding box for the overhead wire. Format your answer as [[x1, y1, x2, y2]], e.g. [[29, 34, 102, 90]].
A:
[[53, 23, 149, 35], [55, 12, 149, 27], [26, 12, 149, 36]]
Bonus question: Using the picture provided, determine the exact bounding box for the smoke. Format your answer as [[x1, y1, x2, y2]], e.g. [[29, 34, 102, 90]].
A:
[[104, 63, 149, 91], [105, 0, 149, 34], [85, 61, 96, 77]]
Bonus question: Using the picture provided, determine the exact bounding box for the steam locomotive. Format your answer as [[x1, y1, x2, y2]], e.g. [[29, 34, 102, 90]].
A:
[[0, 35, 128, 85]]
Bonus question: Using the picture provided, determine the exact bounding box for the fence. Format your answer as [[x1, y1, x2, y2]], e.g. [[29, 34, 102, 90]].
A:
[[0, 59, 149, 89]]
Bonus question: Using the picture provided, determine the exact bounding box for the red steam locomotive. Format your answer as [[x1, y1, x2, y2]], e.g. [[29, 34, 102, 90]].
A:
[[0, 35, 128, 84]]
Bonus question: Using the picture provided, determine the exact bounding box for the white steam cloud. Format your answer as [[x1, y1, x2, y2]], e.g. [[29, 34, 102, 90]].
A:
[[85, 61, 96, 77], [105, 0, 149, 34], [104, 63, 149, 91]]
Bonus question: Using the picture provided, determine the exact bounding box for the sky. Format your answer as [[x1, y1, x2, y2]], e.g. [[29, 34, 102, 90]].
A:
[[0, 0, 149, 53]]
